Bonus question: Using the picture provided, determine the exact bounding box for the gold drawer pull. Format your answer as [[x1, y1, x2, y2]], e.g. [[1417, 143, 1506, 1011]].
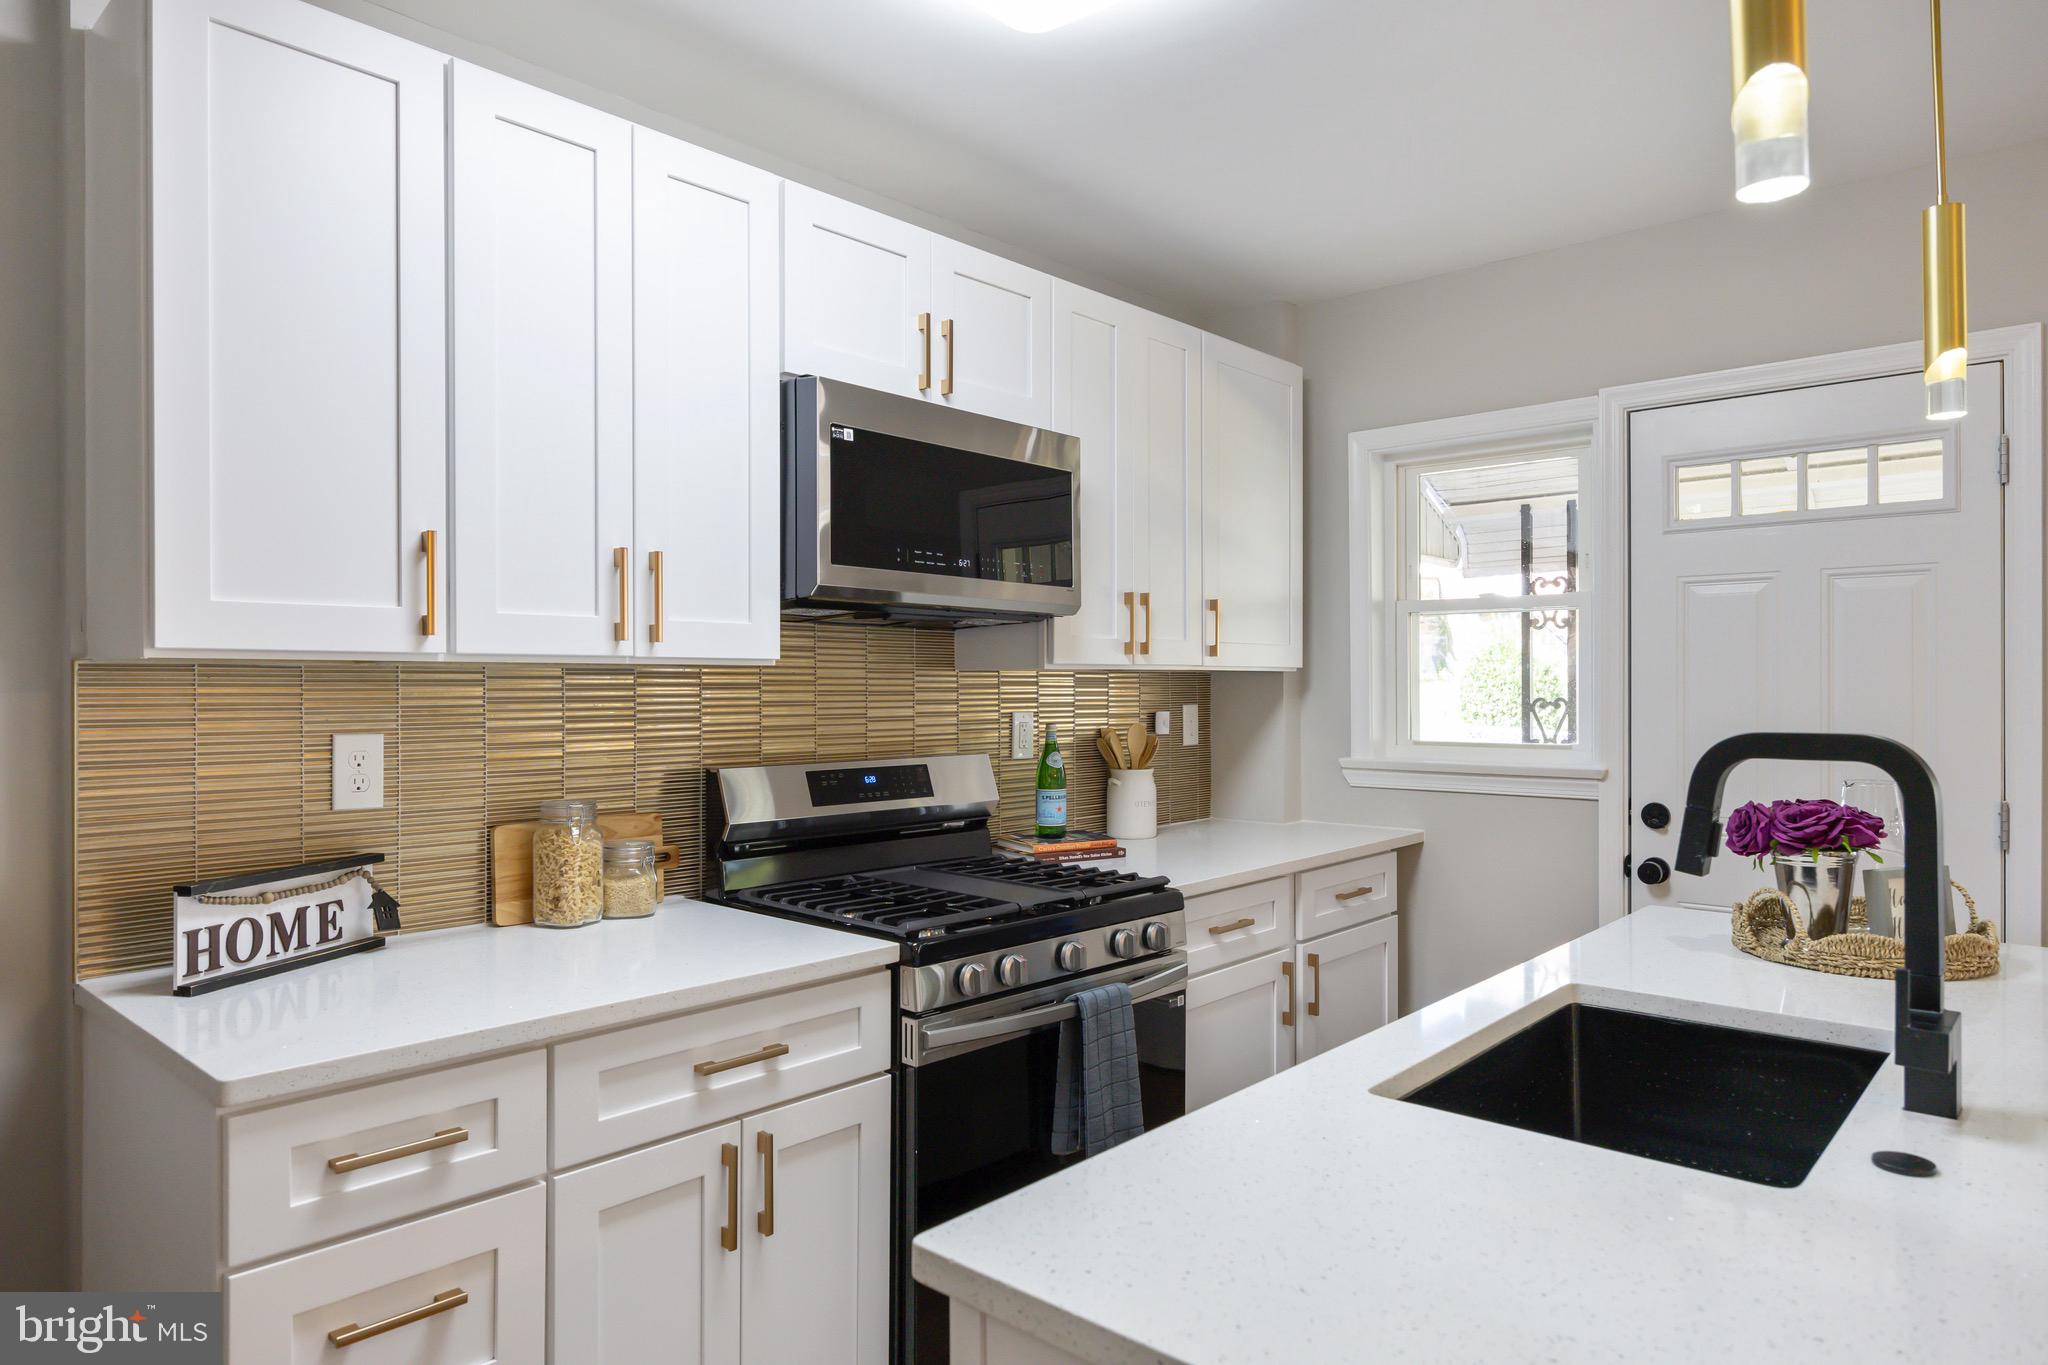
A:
[[1207, 598, 1220, 657], [327, 1126, 469, 1174], [613, 546, 630, 642], [940, 317, 955, 396], [1280, 959, 1295, 1027], [720, 1141, 739, 1252], [1332, 885, 1376, 902], [1207, 917, 1257, 936], [1123, 591, 1137, 659], [1139, 590, 1152, 656], [757, 1129, 776, 1237], [917, 312, 932, 391], [1307, 952, 1322, 1017], [694, 1042, 790, 1077], [649, 549, 665, 644], [327, 1288, 467, 1347], [418, 529, 439, 638]]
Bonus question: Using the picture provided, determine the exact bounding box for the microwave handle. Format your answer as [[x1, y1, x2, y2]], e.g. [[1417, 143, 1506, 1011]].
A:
[[912, 960, 1187, 1058]]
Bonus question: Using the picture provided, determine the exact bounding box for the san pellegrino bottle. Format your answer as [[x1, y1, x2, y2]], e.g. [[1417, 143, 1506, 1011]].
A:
[[1035, 726, 1068, 838]]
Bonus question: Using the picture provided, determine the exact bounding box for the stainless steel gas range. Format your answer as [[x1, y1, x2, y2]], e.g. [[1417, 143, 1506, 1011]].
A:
[[705, 753, 1187, 1364]]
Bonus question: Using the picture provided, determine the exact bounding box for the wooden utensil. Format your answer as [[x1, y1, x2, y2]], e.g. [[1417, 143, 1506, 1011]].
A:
[[1127, 721, 1147, 770], [1101, 725, 1127, 769], [1137, 734, 1158, 769], [1097, 732, 1123, 770], [490, 812, 680, 926]]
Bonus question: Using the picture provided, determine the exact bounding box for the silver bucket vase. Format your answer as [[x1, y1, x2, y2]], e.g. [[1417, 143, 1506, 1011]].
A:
[[1773, 850, 1860, 938]]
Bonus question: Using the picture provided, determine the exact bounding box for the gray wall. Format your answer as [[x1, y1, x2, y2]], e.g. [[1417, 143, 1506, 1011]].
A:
[[1289, 136, 2048, 1011], [1, 0, 71, 1289]]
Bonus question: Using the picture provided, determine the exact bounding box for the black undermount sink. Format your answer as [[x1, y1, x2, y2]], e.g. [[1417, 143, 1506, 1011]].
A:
[[1398, 1003, 1886, 1187]]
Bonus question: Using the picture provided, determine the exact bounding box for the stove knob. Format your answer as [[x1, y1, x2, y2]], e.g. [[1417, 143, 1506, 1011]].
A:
[[1140, 921, 1171, 952], [1109, 927, 1139, 959], [995, 954, 1027, 988], [954, 963, 989, 999], [1054, 940, 1086, 972]]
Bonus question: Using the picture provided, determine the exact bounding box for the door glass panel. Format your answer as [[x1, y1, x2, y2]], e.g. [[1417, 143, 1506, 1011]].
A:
[[1877, 439, 1945, 504], [1739, 456, 1799, 515], [1412, 609, 1578, 746], [1674, 462, 1733, 521], [1412, 454, 1582, 598], [829, 426, 1073, 583], [1805, 447, 1869, 509]]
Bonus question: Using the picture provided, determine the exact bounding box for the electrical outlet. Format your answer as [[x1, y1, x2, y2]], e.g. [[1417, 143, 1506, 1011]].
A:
[[1182, 703, 1200, 746], [1152, 709, 1172, 736], [332, 732, 385, 811], [1009, 711, 1036, 761]]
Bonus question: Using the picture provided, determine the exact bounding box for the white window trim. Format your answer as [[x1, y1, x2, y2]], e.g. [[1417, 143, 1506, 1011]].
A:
[[1343, 397, 1608, 800]]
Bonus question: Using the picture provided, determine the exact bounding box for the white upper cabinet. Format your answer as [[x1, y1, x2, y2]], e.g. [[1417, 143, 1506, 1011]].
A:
[[450, 63, 635, 657], [148, 0, 449, 654], [1131, 309, 1205, 666], [783, 185, 1052, 426], [1202, 335, 1303, 669], [633, 127, 783, 662]]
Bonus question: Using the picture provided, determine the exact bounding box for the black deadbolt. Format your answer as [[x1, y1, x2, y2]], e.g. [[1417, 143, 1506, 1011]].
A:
[[1636, 856, 1671, 885], [1641, 802, 1671, 830]]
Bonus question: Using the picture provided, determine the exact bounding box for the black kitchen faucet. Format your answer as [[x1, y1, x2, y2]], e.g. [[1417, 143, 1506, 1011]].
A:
[[1673, 732, 1961, 1119]]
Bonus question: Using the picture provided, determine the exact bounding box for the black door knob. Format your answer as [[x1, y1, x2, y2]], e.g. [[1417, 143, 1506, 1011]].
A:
[[1641, 802, 1670, 830], [1636, 856, 1671, 885]]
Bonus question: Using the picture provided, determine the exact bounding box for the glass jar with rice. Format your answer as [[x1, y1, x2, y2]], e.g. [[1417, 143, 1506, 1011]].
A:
[[533, 799, 602, 928], [602, 839, 660, 919]]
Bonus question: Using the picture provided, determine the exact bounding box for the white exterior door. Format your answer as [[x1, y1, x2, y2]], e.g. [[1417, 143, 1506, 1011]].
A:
[[1294, 917, 1398, 1062], [740, 1076, 891, 1365], [150, 0, 448, 654], [1202, 335, 1303, 668], [632, 127, 782, 663], [450, 63, 634, 657], [782, 185, 933, 399], [1629, 365, 2007, 929], [1185, 950, 1294, 1110], [931, 238, 1055, 428], [551, 1123, 742, 1365]]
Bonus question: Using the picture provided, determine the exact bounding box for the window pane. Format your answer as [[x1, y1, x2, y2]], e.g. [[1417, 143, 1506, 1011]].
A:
[[1413, 609, 1578, 746], [1805, 447, 1869, 509], [1674, 462, 1732, 521], [1877, 439, 1944, 504], [1414, 453, 1582, 598], [1739, 456, 1798, 515]]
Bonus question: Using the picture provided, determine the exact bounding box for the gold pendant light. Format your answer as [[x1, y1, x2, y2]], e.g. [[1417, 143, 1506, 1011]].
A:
[[1729, 0, 1810, 203], [1922, 0, 1968, 420]]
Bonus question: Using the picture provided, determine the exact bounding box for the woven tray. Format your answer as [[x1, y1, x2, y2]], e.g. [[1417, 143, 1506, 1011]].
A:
[[1731, 880, 2000, 981]]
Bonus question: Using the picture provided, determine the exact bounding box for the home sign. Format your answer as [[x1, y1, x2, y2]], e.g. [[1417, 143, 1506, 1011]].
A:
[[171, 854, 401, 995]]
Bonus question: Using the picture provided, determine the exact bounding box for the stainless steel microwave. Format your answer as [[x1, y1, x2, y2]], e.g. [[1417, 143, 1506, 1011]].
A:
[[782, 376, 1080, 625]]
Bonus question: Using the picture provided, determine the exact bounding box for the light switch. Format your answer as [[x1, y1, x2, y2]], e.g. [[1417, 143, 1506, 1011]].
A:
[[1181, 703, 1200, 746], [332, 732, 385, 811], [1152, 709, 1172, 736]]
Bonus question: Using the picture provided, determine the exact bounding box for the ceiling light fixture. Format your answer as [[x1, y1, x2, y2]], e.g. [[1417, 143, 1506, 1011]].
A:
[[959, 0, 1124, 33], [1921, 0, 1968, 421], [1728, 0, 1811, 203]]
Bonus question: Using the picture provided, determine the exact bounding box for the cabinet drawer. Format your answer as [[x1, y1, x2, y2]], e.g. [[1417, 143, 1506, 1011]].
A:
[[1295, 852, 1396, 939], [1183, 876, 1293, 976], [552, 972, 890, 1168], [225, 1183, 544, 1365], [225, 1051, 547, 1267]]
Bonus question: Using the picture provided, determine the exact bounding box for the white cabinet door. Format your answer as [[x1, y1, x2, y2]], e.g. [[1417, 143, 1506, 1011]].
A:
[[783, 184, 933, 399], [931, 237, 1055, 428], [740, 1076, 891, 1365], [451, 63, 634, 656], [1201, 335, 1302, 669], [1185, 949, 1294, 1110], [552, 1123, 742, 1365], [1132, 311, 1205, 667], [150, 0, 448, 654], [1295, 916, 1399, 1063], [633, 127, 782, 662]]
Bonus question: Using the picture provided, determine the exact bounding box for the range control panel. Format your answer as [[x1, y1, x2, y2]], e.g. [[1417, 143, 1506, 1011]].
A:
[[805, 763, 936, 808]]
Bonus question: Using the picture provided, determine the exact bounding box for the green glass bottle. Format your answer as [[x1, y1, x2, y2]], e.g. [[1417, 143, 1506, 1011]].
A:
[[1034, 726, 1068, 839]]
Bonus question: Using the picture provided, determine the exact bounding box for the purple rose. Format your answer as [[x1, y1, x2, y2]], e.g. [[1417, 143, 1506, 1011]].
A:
[[1769, 799, 1850, 854], [1840, 806, 1888, 851], [1724, 801, 1775, 858]]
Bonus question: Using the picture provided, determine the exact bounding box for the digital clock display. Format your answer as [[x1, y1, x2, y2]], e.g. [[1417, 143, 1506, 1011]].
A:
[[805, 763, 935, 807]]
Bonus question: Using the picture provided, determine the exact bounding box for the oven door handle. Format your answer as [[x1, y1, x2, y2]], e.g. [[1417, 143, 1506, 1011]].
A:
[[909, 960, 1187, 1062]]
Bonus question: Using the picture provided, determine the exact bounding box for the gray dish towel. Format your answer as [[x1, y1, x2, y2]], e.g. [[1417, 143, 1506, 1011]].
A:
[[1050, 981, 1146, 1157]]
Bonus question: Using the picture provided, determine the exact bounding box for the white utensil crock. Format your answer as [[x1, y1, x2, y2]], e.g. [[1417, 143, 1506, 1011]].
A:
[[1106, 768, 1157, 842]]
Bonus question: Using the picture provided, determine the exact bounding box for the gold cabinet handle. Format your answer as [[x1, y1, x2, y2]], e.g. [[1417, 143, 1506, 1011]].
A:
[[1333, 885, 1375, 902], [1207, 598, 1220, 657], [1139, 591, 1152, 656], [720, 1141, 739, 1252], [694, 1041, 789, 1077], [327, 1288, 467, 1347], [1280, 958, 1295, 1027], [1122, 591, 1137, 659], [1306, 952, 1322, 1017], [917, 312, 931, 391], [613, 546, 629, 643], [940, 317, 955, 396], [756, 1129, 776, 1237], [419, 529, 439, 638], [327, 1126, 469, 1174], [1207, 916, 1257, 936], [648, 549, 665, 645]]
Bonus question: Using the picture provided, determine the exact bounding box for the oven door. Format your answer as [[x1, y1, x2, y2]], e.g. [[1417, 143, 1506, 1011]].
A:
[[896, 955, 1186, 1363], [786, 376, 1080, 618]]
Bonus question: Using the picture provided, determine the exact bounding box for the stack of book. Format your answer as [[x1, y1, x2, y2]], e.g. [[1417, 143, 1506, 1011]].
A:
[[994, 830, 1126, 863]]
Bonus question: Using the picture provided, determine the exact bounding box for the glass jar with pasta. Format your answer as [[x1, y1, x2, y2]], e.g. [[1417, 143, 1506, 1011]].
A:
[[602, 839, 660, 919], [532, 799, 602, 928]]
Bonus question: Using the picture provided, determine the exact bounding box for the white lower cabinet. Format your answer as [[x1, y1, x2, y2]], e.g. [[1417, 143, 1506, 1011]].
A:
[[1185, 950, 1294, 1110], [1294, 915, 1399, 1063]]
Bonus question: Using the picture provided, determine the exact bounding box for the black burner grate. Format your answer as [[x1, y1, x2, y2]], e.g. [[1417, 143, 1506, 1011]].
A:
[[922, 856, 1166, 897], [735, 873, 1034, 939]]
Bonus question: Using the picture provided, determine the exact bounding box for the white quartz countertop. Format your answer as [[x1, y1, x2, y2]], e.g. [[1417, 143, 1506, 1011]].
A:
[[1073, 818, 1421, 896], [76, 901, 897, 1108], [913, 907, 2047, 1365]]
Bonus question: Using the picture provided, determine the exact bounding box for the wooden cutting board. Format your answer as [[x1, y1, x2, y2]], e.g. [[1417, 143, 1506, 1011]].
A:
[[489, 812, 676, 926]]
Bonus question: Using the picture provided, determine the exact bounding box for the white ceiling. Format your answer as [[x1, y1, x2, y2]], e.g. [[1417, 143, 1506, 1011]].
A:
[[368, 0, 2048, 314]]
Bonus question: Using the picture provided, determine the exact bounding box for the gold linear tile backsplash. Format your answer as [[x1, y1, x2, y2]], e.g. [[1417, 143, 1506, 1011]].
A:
[[73, 625, 1211, 978]]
